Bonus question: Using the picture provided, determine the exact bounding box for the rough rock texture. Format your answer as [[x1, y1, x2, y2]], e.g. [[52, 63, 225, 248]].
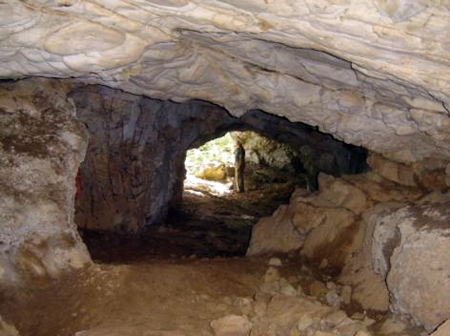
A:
[[0, 1, 449, 164], [210, 315, 252, 336], [70, 85, 236, 231], [0, 1, 450, 330], [248, 264, 371, 336], [381, 202, 450, 331], [240, 110, 368, 177], [75, 329, 186, 336], [431, 319, 450, 336], [70, 84, 366, 231], [0, 315, 20, 336], [234, 131, 299, 171], [247, 159, 450, 330], [0, 79, 91, 285], [233, 126, 367, 176], [247, 173, 377, 264]]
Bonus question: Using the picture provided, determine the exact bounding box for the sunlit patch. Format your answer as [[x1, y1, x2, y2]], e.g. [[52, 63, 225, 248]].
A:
[[184, 132, 236, 197], [184, 173, 232, 197]]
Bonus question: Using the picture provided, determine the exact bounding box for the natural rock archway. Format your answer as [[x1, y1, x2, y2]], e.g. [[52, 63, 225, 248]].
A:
[[71, 84, 366, 232], [1, 1, 450, 335]]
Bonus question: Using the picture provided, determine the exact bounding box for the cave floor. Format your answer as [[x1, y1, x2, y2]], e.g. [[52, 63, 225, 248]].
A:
[[1, 172, 425, 336], [82, 165, 300, 263], [1, 257, 425, 336]]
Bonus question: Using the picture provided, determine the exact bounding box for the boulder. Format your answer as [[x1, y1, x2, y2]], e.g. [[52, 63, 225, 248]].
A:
[[247, 175, 363, 272], [210, 315, 252, 336], [382, 203, 450, 330], [246, 205, 305, 256]]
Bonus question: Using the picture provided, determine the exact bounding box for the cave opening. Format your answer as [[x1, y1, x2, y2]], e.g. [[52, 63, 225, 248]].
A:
[[69, 89, 369, 264], [1, 80, 444, 336]]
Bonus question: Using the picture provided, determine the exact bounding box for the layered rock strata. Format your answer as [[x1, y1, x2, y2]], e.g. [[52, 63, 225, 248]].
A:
[[1, 1, 449, 164], [70, 85, 237, 231]]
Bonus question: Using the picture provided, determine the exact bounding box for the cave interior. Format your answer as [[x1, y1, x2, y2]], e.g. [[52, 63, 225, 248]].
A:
[[1, 1, 450, 336]]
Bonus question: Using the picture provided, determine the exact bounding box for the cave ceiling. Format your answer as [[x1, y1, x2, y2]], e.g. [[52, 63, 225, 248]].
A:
[[1, 0, 450, 163]]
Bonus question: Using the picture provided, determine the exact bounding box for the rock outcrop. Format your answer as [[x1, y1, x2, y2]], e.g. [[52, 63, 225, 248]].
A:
[[0, 79, 91, 285], [381, 201, 450, 331], [247, 157, 450, 330], [232, 126, 367, 177]]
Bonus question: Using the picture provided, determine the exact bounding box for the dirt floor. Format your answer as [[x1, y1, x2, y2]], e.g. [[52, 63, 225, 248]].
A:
[[0, 168, 426, 336]]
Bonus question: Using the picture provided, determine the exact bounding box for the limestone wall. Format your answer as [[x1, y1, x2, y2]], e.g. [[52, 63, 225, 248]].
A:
[[1, 1, 449, 164], [0, 79, 91, 285], [70, 85, 237, 232], [70, 85, 367, 232], [247, 156, 450, 330]]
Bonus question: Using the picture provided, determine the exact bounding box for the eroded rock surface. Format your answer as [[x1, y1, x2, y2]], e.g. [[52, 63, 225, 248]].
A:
[[70, 84, 366, 232], [431, 319, 450, 336], [247, 157, 450, 330], [70, 85, 237, 231], [382, 202, 450, 331], [0, 1, 449, 163], [0, 79, 91, 285]]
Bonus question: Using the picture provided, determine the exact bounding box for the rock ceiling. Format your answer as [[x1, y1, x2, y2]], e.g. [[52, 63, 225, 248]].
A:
[[1, 0, 450, 163]]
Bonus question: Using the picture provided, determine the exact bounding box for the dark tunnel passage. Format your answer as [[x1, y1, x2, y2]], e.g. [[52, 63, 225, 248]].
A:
[[69, 85, 368, 263]]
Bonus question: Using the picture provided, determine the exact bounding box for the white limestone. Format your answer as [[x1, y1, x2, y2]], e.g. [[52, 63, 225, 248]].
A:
[[0, 0, 449, 163]]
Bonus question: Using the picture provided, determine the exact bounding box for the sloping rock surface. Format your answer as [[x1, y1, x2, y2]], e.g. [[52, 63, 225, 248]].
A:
[[247, 165, 450, 330]]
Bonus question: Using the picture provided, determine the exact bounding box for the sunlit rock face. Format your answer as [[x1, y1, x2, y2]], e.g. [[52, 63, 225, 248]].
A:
[[239, 111, 368, 176], [1, 1, 450, 164], [0, 79, 91, 285]]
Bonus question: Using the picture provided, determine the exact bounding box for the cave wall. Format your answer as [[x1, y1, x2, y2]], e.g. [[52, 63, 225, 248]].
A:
[[0, 1, 448, 331], [0, 79, 91, 285], [0, 77, 449, 331], [70, 84, 367, 232], [70, 85, 237, 232], [247, 155, 450, 330], [240, 110, 368, 176]]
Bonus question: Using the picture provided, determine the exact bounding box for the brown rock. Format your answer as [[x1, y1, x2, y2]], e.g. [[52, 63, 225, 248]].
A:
[[367, 154, 416, 187], [210, 315, 252, 336], [0, 316, 20, 336], [430, 319, 450, 336], [309, 280, 328, 298]]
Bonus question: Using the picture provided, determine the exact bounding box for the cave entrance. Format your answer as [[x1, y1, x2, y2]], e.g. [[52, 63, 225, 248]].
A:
[[184, 132, 236, 197], [69, 89, 368, 263], [167, 130, 307, 258]]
